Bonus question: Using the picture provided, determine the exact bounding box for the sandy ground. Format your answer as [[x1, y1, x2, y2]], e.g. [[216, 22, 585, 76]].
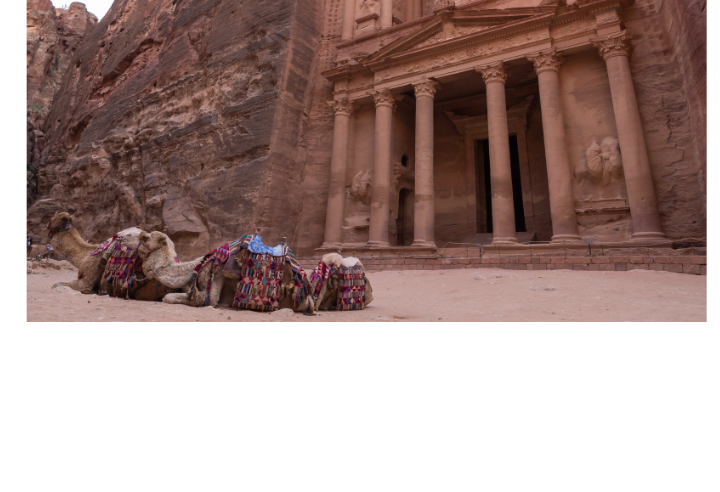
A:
[[26, 260, 706, 322]]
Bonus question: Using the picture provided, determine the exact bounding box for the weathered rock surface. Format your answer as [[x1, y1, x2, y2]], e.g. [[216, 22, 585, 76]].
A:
[[28, 0, 322, 259], [27, 1, 97, 207]]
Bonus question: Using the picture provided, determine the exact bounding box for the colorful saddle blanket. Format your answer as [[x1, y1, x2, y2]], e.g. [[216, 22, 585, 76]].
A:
[[101, 241, 143, 297], [188, 236, 253, 304], [309, 261, 336, 305], [337, 265, 367, 311], [286, 252, 310, 310], [232, 252, 286, 312]]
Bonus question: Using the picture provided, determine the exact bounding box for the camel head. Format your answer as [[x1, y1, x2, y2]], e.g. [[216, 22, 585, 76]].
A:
[[44, 211, 73, 239], [138, 231, 170, 258]]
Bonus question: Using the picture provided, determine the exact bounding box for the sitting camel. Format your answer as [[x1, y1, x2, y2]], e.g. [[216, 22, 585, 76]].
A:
[[43, 211, 175, 300], [138, 231, 314, 313], [308, 252, 374, 311], [44, 211, 139, 294]]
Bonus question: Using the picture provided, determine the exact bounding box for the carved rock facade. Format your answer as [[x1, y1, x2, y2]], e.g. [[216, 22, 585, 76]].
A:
[[27, 0, 706, 252]]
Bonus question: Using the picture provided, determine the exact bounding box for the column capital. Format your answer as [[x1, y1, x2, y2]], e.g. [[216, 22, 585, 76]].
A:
[[413, 78, 441, 98], [591, 30, 633, 61], [526, 48, 564, 74], [475, 61, 507, 84], [327, 97, 353, 116], [372, 88, 397, 108]]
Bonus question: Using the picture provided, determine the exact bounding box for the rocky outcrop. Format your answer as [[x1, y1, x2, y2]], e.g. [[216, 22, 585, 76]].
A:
[[28, 0, 322, 258], [27, 1, 98, 127], [27, 1, 97, 208]]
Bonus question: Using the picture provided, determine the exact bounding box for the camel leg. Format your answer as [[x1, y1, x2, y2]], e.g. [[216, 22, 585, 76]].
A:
[[163, 287, 211, 307], [208, 271, 224, 307], [162, 292, 207, 306], [52, 278, 94, 295]]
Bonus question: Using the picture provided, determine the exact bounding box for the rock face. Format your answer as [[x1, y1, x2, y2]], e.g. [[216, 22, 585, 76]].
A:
[[28, 0, 322, 258], [27, 1, 97, 207]]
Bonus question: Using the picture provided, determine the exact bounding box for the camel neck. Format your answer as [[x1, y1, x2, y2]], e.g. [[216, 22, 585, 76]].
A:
[[51, 228, 99, 264]]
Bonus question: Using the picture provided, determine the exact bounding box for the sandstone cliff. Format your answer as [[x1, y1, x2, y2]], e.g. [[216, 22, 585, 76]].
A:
[[28, 0, 322, 257], [27, 1, 97, 208]]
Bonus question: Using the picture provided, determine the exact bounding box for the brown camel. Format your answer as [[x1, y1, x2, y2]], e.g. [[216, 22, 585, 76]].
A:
[[43, 212, 174, 300], [309, 252, 374, 311], [138, 231, 314, 312]]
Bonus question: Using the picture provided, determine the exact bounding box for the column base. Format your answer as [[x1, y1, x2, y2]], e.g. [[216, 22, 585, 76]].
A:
[[411, 239, 437, 248], [491, 236, 518, 245], [631, 232, 667, 241], [366, 240, 391, 248], [320, 242, 343, 250], [551, 234, 583, 243]]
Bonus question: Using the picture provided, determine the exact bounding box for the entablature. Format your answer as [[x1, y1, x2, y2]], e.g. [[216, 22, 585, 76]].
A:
[[324, 0, 630, 103]]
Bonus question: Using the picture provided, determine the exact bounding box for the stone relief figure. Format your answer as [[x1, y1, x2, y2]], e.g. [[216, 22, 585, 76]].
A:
[[349, 170, 372, 205], [585, 136, 623, 187], [357, 0, 378, 16]]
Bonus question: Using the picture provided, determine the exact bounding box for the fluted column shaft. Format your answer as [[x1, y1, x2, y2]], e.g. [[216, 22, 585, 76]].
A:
[[380, 0, 392, 28], [412, 79, 440, 248], [527, 49, 581, 242], [368, 89, 395, 247], [341, 0, 356, 40], [322, 99, 353, 247], [592, 31, 665, 239], [477, 62, 517, 244]]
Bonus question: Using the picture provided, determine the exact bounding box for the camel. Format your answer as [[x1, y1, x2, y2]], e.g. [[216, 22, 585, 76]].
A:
[[138, 231, 314, 313], [43, 211, 175, 300], [309, 252, 374, 311]]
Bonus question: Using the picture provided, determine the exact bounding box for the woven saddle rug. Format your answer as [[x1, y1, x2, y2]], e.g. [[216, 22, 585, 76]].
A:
[[100, 240, 143, 297], [286, 251, 310, 310], [232, 252, 286, 312], [337, 265, 367, 311], [309, 261, 336, 306], [187, 241, 236, 305]]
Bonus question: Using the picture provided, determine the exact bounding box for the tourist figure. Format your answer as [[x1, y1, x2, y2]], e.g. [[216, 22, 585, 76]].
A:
[[27, 235, 32, 256], [46, 243, 54, 261]]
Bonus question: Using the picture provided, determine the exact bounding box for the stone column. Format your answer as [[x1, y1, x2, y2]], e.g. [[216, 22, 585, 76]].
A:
[[367, 88, 395, 247], [526, 48, 582, 243], [407, 0, 423, 22], [380, 0, 393, 28], [322, 98, 354, 248], [341, 0, 356, 40], [476, 61, 517, 244], [412, 78, 440, 248], [592, 31, 665, 239]]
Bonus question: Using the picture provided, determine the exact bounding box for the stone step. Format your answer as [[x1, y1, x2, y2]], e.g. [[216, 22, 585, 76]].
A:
[[463, 231, 537, 245]]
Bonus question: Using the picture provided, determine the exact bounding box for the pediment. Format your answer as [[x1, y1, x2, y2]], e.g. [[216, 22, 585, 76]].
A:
[[363, 6, 557, 68]]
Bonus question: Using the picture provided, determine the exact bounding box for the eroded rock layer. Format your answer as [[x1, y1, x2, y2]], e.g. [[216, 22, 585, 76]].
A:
[[27, 1, 97, 209], [29, 0, 321, 258]]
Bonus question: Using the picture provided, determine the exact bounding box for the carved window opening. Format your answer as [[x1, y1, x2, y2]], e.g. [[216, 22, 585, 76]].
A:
[[401, 154, 409, 167]]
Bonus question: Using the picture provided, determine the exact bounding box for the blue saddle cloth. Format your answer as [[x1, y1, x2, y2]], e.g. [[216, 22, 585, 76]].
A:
[[247, 235, 285, 256]]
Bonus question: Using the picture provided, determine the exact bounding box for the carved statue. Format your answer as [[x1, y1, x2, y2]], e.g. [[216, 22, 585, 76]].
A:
[[585, 137, 623, 186], [357, 0, 377, 15], [349, 170, 372, 205]]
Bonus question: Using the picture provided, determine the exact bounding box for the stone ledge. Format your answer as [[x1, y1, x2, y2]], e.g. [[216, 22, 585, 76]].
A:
[[297, 256, 707, 276]]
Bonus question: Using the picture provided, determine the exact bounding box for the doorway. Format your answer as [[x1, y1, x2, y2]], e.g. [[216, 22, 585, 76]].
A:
[[397, 188, 414, 246], [475, 136, 527, 233]]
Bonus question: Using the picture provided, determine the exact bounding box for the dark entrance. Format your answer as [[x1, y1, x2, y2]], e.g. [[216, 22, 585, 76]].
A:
[[397, 188, 414, 246], [475, 136, 527, 233]]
